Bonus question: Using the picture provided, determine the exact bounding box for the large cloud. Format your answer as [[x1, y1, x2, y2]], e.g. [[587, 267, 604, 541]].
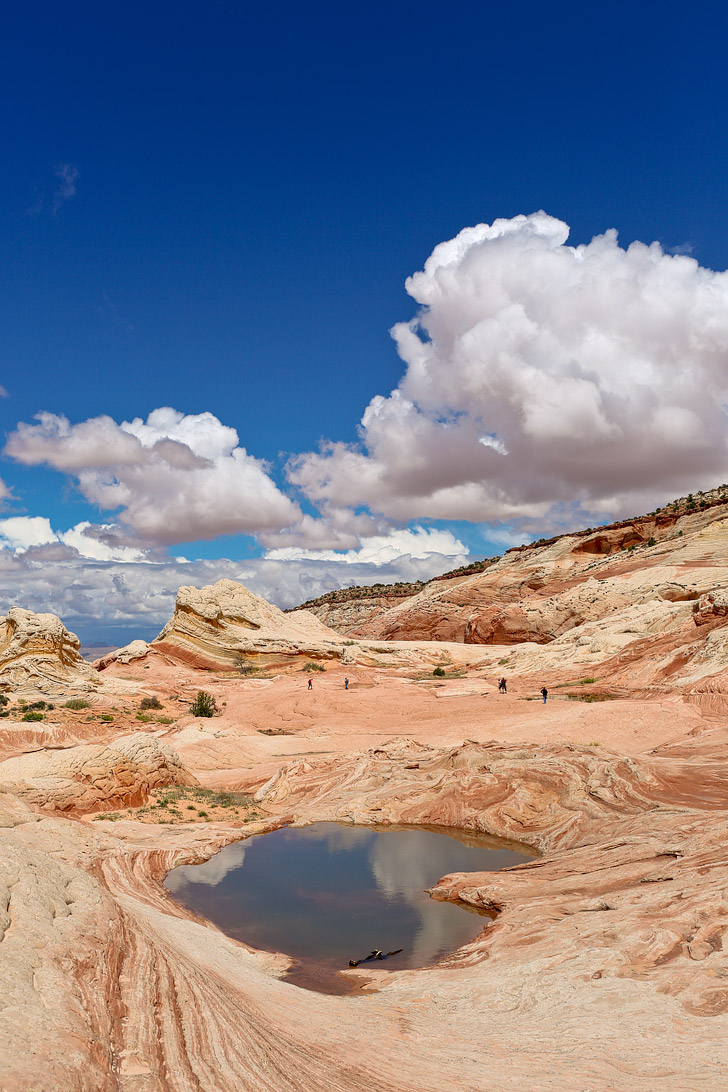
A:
[[288, 212, 728, 525], [0, 539, 469, 640], [265, 526, 467, 565], [5, 407, 299, 545]]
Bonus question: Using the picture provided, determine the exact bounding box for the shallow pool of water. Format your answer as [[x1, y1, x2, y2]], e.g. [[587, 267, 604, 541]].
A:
[[165, 822, 533, 993]]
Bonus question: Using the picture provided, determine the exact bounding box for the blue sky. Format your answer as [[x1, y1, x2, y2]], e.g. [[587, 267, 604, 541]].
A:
[[2, 1, 728, 641]]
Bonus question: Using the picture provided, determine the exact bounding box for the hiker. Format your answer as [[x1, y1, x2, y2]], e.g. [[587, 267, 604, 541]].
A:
[[498, 677, 507, 694], [344, 677, 349, 690], [541, 686, 548, 703], [308, 678, 313, 690]]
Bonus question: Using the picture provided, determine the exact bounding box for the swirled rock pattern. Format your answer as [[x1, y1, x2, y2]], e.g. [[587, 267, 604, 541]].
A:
[[0, 606, 101, 697], [0, 732, 196, 813], [4, 499, 728, 1089], [151, 578, 349, 669], [2, 731, 728, 1091]]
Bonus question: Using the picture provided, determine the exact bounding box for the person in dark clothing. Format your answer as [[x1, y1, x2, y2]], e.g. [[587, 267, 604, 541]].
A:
[[498, 677, 507, 693], [308, 678, 313, 690], [344, 677, 349, 690], [541, 686, 548, 703]]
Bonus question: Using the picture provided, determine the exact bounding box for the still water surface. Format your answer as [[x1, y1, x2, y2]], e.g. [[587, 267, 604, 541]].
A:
[[165, 822, 532, 992]]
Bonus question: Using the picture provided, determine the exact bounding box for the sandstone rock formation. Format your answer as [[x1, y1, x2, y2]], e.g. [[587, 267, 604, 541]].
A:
[[5, 492, 728, 1090], [0, 606, 101, 698], [0, 732, 195, 813], [94, 638, 152, 668], [347, 503, 728, 684], [253, 736, 728, 1021], [294, 586, 425, 634], [150, 578, 348, 669], [3, 729, 728, 1091]]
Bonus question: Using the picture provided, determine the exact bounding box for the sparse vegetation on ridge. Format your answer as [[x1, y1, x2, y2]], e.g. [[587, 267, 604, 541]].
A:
[[94, 784, 261, 825]]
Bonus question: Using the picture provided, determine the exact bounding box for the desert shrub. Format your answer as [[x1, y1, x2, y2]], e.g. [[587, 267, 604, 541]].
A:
[[22, 711, 44, 722], [136, 712, 153, 722], [432, 667, 446, 677], [64, 698, 90, 710], [100, 714, 114, 722], [0, 694, 8, 707], [301, 662, 325, 672], [647, 537, 656, 546], [237, 657, 258, 675], [139, 695, 162, 710], [190, 690, 218, 717]]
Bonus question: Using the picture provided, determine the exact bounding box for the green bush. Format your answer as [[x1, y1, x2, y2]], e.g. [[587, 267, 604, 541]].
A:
[[190, 690, 217, 717], [301, 661, 325, 672], [647, 537, 656, 546], [139, 695, 162, 710], [433, 667, 446, 677], [22, 711, 44, 722], [64, 698, 90, 710], [100, 714, 114, 722], [0, 694, 8, 708]]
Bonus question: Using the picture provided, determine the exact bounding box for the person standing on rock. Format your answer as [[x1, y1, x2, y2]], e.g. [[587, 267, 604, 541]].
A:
[[308, 678, 313, 690], [541, 686, 548, 703], [344, 677, 349, 690], [498, 677, 507, 693]]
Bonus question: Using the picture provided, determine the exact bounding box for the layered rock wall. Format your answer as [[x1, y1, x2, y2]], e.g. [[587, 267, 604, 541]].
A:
[[151, 578, 347, 669], [0, 607, 101, 697]]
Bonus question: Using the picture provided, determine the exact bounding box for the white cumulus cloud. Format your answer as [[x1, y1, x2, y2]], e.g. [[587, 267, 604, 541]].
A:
[[266, 525, 467, 565], [288, 212, 728, 526], [5, 407, 300, 547], [0, 516, 57, 551]]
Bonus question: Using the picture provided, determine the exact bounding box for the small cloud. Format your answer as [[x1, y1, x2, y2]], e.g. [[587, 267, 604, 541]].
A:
[[28, 163, 80, 217], [96, 293, 134, 333], [265, 525, 468, 566], [478, 434, 508, 455], [52, 163, 80, 213], [0, 385, 7, 398]]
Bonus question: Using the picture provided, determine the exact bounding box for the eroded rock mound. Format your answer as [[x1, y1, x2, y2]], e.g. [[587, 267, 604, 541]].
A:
[[0, 732, 195, 813], [94, 638, 152, 669], [693, 590, 728, 625], [151, 578, 347, 669], [0, 607, 100, 698]]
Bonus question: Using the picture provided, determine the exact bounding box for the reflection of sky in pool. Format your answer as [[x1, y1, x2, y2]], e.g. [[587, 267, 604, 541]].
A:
[[166, 823, 532, 988]]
